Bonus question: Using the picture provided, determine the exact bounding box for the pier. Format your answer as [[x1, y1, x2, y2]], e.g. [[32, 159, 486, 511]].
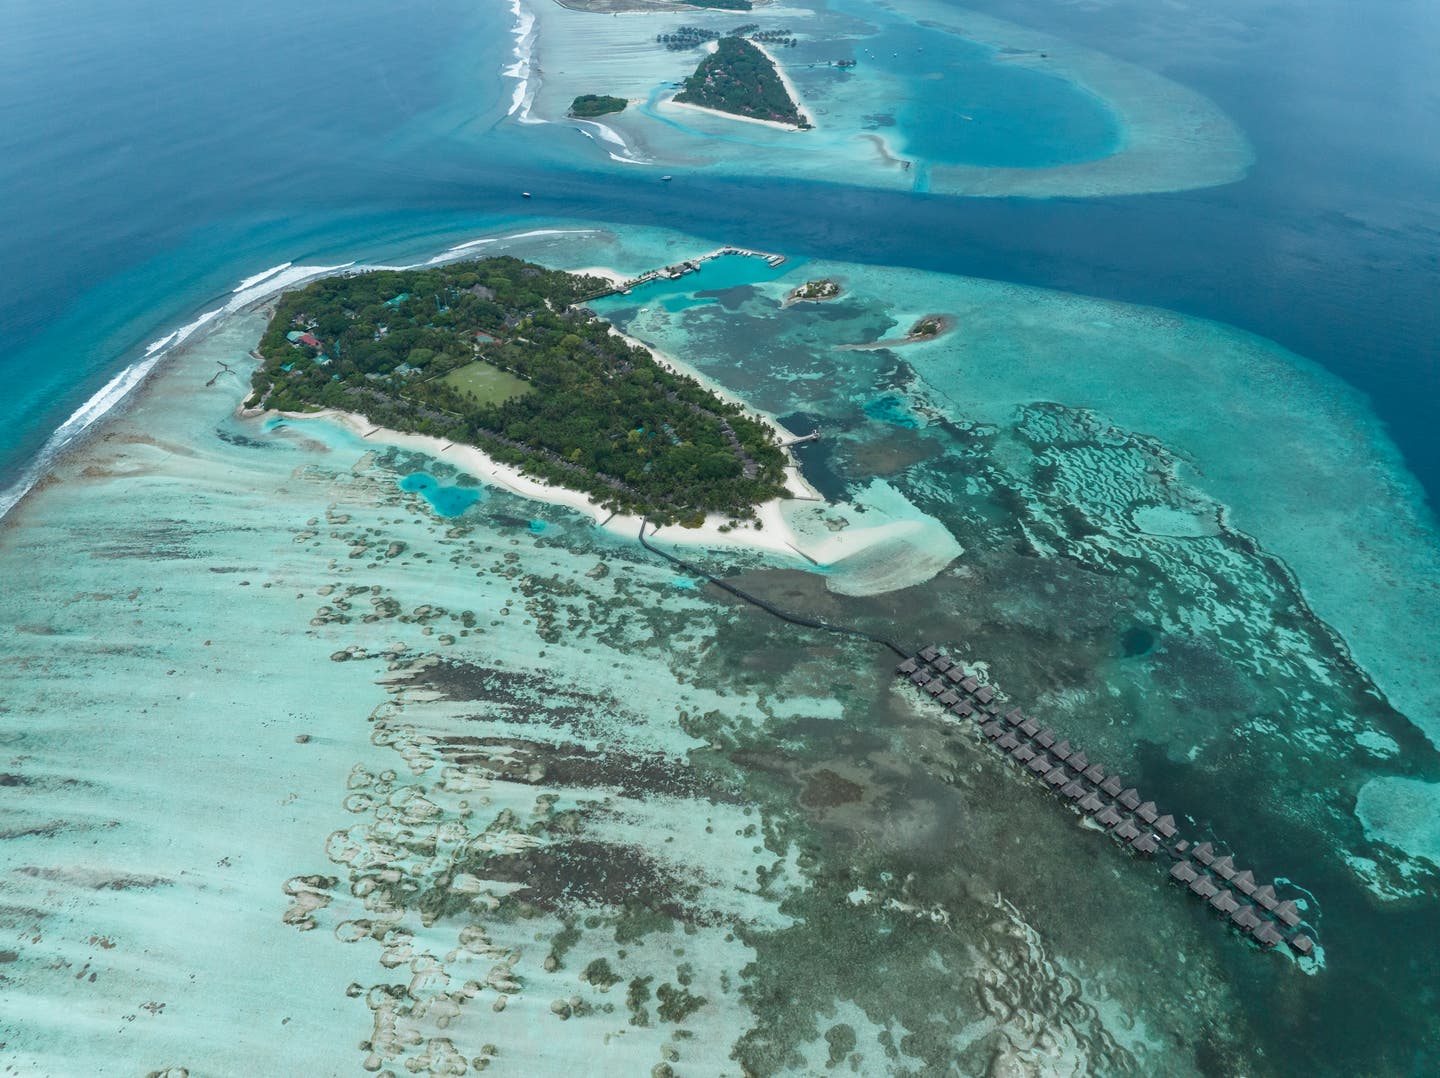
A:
[[633, 520, 1318, 962], [778, 429, 821, 447], [582, 246, 789, 299], [897, 646, 1318, 959]]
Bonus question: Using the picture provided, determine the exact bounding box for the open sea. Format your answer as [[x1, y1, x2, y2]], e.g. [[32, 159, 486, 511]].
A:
[[3, 0, 1440, 1073]]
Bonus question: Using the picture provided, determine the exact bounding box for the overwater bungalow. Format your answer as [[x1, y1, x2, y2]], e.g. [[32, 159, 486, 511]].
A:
[[1083, 764, 1106, 784], [1114, 819, 1141, 842], [1251, 921, 1283, 948], [1067, 750, 1089, 772], [1051, 740, 1074, 761], [1230, 905, 1262, 931], [983, 721, 1005, 740], [1154, 814, 1177, 838], [1252, 884, 1279, 911], [1078, 792, 1105, 814], [1189, 876, 1220, 900], [1117, 788, 1142, 811], [1131, 834, 1160, 856], [1209, 891, 1241, 915], [938, 690, 960, 706], [1034, 728, 1056, 749], [1062, 781, 1087, 801], [1135, 801, 1158, 824], [1095, 805, 1123, 828], [895, 658, 918, 675], [1012, 744, 1037, 764], [1027, 755, 1055, 775], [960, 676, 979, 692], [997, 733, 1020, 752], [1211, 855, 1237, 881], [948, 700, 974, 718], [1231, 869, 1257, 896], [1004, 708, 1024, 726], [1100, 775, 1124, 797], [945, 667, 967, 683], [1019, 718, 1040, 738], [1289, 933, 1316, 956], [918, 645, 939, 662], [1170, 862, 1200, 885], [932, 656, 954, 673], [1274, 900, 1302, 927], [1192, 842, 1216, 866], [909, 670, 932, 686], [974, 686, 995, 704], [1044, 768, 1069, 789], [925, 680, 946, 697]]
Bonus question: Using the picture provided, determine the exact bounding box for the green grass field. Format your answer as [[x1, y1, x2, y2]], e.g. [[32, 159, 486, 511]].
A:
[[439, 361, 532, 406]]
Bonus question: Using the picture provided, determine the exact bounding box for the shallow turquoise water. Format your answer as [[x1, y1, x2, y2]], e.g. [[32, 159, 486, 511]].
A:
[[5, 225, 1439, 1073], [2, 0, 1440, 1069], [398, 471, 483, 517], [852, 20, 1121, 167]]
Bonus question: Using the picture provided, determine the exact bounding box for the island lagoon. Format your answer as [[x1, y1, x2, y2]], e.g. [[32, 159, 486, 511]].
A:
[[3, 1, 1440, 1075]]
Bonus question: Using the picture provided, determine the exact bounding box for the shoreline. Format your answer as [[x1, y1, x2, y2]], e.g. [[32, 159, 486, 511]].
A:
[[267, 406, 836, 563], [664, 96, 810, 134], [836, 313, 954, 350], [662, 37, 812, 134], [750, 40, 812, 129]]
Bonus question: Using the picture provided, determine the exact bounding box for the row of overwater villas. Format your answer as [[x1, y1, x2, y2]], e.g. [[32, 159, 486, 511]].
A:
[[897, 645, 1317, 958]]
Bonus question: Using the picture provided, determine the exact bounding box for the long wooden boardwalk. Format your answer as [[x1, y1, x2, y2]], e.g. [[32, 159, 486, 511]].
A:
[[898, 645, 1318, 958], [635, 522, 1317, 959]]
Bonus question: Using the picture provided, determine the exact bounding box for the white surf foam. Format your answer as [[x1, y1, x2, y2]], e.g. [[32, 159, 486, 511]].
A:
[[0, 261, 352, 522], [232, 261, 292, 293], [574, 119, 649, 164], [505, 0, 543, 125]]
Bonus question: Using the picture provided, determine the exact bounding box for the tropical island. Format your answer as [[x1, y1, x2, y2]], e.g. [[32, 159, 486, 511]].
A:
[[569, 94, 627, 118], [788, 278, 842, 303], [908, 315, 948, 339], [674, 36, 809, 128], [246, 258, 789, 525]]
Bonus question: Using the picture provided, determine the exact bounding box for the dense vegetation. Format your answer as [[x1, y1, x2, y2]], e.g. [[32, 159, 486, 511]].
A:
[[569, 94, 627, 118], [246, 258, 788, 524], [675, 36, 808, 127], [679, 0, 751, 10], [792, 279, 841, 300]]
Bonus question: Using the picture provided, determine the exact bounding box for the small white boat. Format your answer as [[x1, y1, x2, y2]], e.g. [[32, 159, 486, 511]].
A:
[[661, 175, 673, 181], [521, 191, 531, 198]]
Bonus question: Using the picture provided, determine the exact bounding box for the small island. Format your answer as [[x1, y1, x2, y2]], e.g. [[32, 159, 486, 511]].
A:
[[788, 278, 842, 303], [569, 94, 627, 118], [246, 258, 789, 525], [674, 36, 809, 128], [907, 315, 949, 339]]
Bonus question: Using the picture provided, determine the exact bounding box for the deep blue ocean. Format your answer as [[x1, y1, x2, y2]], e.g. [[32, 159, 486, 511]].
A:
[[1, 0, 1436, 510]]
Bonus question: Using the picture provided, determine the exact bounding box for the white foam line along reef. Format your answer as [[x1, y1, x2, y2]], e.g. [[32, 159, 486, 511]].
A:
[[505, 0, 540, 123]]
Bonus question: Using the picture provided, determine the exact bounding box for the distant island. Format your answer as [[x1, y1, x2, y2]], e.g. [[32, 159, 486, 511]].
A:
[[908, 315, 948, 339], [569, 94, 627, 118], [674, 36, 809, 128], [246, 258, 789, 524], [788, 278, 842, 303]]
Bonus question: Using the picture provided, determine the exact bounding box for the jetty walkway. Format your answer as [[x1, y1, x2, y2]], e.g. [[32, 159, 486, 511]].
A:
[[579, 246, 788, 301], [636, 523, 1317, 960], [898, 645, 1317, 958]]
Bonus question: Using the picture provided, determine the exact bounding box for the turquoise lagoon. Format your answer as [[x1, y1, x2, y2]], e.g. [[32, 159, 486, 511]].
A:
[[398, 472, 484, 518], [521, 0, 1251, 197], [2, 223, 1440, 1073]]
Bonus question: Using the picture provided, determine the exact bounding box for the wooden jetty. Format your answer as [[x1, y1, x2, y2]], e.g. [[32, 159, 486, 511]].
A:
[[897, 646, 1318, 959]]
